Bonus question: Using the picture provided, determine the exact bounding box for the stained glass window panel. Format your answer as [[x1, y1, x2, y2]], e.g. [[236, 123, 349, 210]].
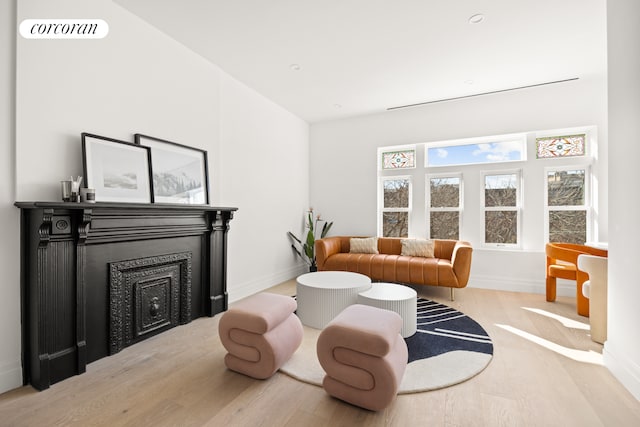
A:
[[536, 134, 586, 158], [382, 150, 416, 169]]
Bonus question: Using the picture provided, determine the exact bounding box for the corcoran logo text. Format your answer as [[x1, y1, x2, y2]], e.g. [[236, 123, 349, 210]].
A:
[[20, 19, 109, 39]]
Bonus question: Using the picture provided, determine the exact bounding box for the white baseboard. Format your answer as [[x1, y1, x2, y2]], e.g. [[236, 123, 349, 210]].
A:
[[228, 264, 307, 303], [0, 360, 23, 394], [603, 341, 640, 401], [468, 274, 575, 297], [230, 271, 576, 303]]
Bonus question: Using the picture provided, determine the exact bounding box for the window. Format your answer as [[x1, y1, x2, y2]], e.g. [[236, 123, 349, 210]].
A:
[[427, 174, 461, 240], [545, 167, 588, 243], [426, 135, 526, 167], [381, 176, 411, 237], [376, 127, 597, 249], [382, 149, 416, 169], [482, 171, 521, 246], [536, 134, 586, 158]]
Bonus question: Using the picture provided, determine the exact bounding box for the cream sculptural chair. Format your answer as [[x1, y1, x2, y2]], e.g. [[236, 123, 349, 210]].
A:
[[577, 254, 608, 344], [545, 242, 608, 317]]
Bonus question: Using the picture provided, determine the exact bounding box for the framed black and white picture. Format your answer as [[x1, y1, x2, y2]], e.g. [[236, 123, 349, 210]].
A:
[[82, 133, 152, 203], [134, 134, 209, 205]]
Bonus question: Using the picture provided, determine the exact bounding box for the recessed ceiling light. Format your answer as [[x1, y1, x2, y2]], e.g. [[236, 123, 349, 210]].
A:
[[464, 79, 474, 85], [289, 63, 301, 71], [468, 14, 484, 24]]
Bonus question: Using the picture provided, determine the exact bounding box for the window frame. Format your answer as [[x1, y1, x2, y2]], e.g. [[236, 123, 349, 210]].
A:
[[480, 168, 522, 249], [378, 175, 413, 237], [425, 133, 527, 168], [381, 148, 417, 170], [426, 172, 463, 240], [375, 126, 598, 249], [543, 165, 591, 244], [535, 133, 587, 159]]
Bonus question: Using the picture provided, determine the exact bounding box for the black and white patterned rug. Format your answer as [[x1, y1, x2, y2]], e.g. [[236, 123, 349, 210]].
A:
[[281, 297, 493, 393], [407, 298, 493, 361]]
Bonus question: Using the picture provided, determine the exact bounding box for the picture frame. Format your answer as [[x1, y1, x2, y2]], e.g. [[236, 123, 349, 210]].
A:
[[134, 134, 210, 205], [82, 133, 153, 203]]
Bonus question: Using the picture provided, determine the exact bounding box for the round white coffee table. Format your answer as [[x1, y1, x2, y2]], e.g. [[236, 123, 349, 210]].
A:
[[357, 283, 417, 337], [296, 271, 372, 329]]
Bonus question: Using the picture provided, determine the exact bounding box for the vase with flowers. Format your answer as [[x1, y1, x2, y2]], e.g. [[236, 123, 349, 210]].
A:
[[288, 208, 333, 272]]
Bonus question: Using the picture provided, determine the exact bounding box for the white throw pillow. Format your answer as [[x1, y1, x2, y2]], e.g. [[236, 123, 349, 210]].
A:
[[401, 238, 435, 258], [349, 237, 379, 254]]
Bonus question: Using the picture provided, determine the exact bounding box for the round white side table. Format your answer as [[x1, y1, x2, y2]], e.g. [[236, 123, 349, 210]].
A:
[[357, 283, 417, 337], [296, 271, 372, 329]]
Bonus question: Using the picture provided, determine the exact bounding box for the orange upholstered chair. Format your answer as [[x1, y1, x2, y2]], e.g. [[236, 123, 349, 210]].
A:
[[545, 242, 608, 317]]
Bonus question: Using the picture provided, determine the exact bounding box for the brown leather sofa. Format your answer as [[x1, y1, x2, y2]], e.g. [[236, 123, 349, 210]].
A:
[[315, 236, 473, 300]]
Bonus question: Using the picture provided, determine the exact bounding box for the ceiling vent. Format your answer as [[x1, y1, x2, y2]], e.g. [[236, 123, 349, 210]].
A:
[[387, 77, 579, 111]]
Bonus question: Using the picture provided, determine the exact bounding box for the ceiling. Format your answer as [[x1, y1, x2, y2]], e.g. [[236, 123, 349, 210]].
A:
[[116, 0, 607, 124]]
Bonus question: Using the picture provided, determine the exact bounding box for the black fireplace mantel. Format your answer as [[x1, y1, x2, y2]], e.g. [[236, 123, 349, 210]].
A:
[[15, 201, 237, 390]]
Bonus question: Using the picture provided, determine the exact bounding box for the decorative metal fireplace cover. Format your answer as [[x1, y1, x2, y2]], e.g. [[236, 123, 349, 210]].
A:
[[109, 252, 192, 354]]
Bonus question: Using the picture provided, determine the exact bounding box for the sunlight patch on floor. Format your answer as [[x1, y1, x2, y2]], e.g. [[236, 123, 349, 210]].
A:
[[521, 307, 590, 330], [495, 324, 603, 365]]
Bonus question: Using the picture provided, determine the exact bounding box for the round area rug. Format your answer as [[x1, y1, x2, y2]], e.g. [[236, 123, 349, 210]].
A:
[[281, 298, 493, 393]]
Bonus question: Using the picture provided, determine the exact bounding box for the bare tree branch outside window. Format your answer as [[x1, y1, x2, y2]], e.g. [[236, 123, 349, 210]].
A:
[[384, 179, 409, 208], [429, 177, 460, 239], [549, 211, 586, 243], [383, 212, 408, 237], [430, 211, 459, 239], [547, 169, 587, 244], [485, 211, 518, 244], [484, 174, 518, 245], [383, 178, 410, 237]]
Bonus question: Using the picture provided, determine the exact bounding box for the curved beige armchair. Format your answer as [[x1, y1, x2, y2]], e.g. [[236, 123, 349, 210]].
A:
[[545, 242, 608, 316], [577, 254, 608, 344]]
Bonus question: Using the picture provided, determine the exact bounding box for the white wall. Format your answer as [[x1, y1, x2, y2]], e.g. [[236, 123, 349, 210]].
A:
[[219, 73, 309, 301], [15, 0, 222, 202], [0, 0, 22, 396], [604, 0, 640, 401], [1, 0, 309, 394], [310, 76, 608, 295]]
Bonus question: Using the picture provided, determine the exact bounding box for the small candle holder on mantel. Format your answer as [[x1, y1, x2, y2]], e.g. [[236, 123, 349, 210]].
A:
[[61, 176, 83, 202], [80, 187, 96, 203]]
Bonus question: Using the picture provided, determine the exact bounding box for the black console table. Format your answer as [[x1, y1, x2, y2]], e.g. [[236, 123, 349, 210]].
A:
[[15, 202, 237, 390]]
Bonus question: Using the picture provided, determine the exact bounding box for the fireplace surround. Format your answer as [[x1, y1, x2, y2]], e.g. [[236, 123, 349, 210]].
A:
[[15, 202, 237, 390]]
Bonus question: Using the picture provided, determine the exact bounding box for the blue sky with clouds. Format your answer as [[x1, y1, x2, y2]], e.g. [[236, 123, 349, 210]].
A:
[[427, 141, 524, 167]]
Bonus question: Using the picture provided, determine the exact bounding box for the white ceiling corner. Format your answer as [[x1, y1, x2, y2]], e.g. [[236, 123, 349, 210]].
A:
[[115, 0, 607, 123]]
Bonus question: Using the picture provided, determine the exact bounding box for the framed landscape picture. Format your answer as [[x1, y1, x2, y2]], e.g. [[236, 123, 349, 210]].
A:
[[134, 134, 209, 205], [82, 133, 152, 203]]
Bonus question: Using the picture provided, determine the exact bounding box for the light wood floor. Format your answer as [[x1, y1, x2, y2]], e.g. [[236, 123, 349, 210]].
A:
[[1, 281, 639, 427]]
